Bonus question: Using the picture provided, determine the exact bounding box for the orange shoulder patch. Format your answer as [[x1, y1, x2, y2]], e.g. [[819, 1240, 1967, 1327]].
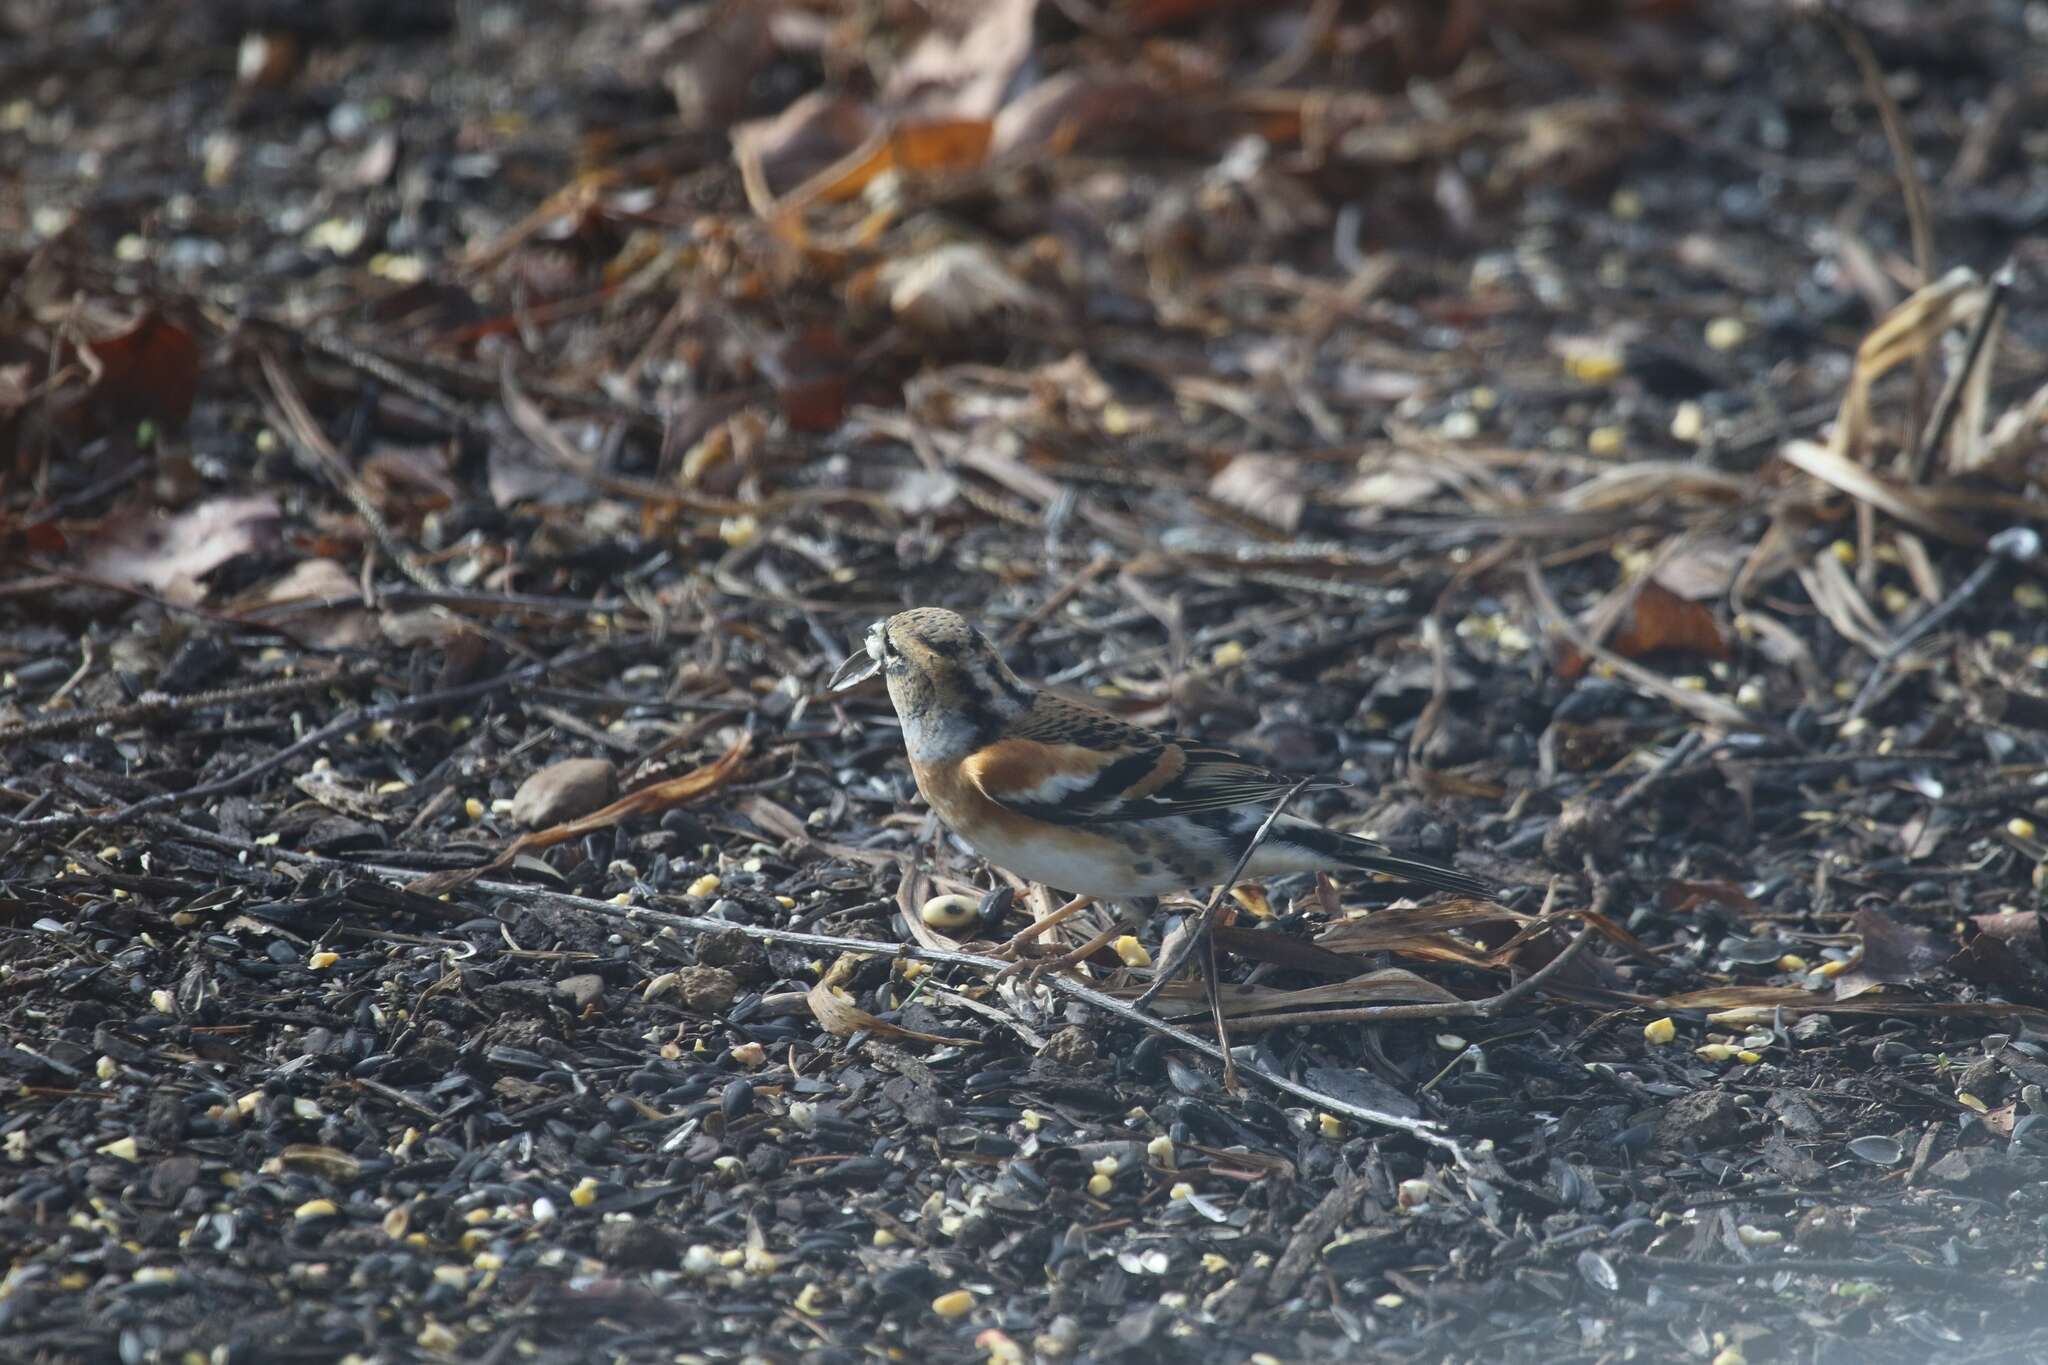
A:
[[963, 738, 1103, 800], [1119, 743, 1185, 799]]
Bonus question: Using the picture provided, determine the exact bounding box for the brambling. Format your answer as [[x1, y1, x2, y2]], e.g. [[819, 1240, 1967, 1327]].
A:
[[830, 607, 1495, 971]]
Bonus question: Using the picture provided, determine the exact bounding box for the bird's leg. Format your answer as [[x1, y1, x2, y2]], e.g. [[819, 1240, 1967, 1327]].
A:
[[992, 895, 1093, 961], [993, 899, 1151, 984]]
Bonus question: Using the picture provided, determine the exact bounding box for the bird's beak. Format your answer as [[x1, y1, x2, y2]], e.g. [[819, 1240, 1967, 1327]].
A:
[[828, 649, 880, 691]]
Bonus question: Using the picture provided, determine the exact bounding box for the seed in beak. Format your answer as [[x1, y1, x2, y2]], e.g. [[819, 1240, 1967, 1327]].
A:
[[828, 652, 880, 691]]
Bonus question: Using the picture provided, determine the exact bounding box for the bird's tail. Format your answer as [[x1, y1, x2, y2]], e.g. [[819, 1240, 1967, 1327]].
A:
[[1280, 824, 1497, 900]]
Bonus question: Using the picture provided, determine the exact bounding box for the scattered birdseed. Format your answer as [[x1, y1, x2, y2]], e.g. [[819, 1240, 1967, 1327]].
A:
[[932, 1289, 977, 1318]]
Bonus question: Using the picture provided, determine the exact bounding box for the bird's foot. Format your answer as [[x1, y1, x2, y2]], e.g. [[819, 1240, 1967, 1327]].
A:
[[987, 895, 1092, 961], [992, 925, 1123, 987]]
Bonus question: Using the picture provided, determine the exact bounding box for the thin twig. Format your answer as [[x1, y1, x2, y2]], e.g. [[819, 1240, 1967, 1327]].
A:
[[1823, 2, 1936, 511], [258, 347, 441, 593], [0, 664, 378, 746]]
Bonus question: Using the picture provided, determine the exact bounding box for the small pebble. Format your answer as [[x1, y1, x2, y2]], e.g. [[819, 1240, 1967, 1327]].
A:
[[511, 758, 618, 829]]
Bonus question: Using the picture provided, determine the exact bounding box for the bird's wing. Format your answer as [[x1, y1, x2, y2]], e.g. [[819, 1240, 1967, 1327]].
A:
[[960, 695, 1336, 825]]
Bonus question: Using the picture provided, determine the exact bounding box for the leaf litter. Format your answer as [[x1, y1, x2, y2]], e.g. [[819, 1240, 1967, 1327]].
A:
[[3, 2, 2048, 1362]]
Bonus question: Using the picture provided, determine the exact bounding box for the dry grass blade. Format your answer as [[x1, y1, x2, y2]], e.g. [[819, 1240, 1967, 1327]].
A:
[[1551, 462, 1751, 514], [1313, 899, 1529, 955], [1655, 985, 2048, 1026], [1127, 967, 1462, 1020], [1797, 549, 1891, 657], [1826, 267, 1984, 467], [258, 349, 440, 592], [1780, 439, 1984, 548]]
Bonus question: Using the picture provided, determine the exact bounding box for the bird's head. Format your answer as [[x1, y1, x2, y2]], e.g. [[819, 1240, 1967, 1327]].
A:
[[829, 607, 1031, 758]]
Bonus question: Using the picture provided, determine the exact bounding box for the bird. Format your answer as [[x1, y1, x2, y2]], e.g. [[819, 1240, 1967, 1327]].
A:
[[830, 607, 1496, 975]]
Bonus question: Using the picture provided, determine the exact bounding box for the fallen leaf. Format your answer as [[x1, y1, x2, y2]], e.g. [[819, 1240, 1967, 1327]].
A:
[[764, 328, 852, 432], [1780, 439, 1982, 549], [361, 443, 459, 514], [991, 73, 1151, 157], [1950, 918, 2048, 1006], [1652, 537, 1747, 601], [294, 767, 393, 822], [732, 91, 877, 208], [81, 311, 202, 426], [1560, 581, 1729, 679], [1340, 453, 1450, 512], [879, 242, 1043, 334], [1830, 265, 1985, 466], [233, 558, 373, 647], [81, 494, 281, 605], [1208, 454, 1308, 532], [1314, 899, 1528, 959], [1834, 904, 1948, 1000], [882, 0, 1039, 122], [807, 954, 971, 1045], [660, 0, 774, 131]]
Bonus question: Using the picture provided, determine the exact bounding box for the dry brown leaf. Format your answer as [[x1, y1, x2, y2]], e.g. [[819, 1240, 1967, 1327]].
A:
[[1658, 879, 1761, 916], [882, 0, 1039, 123], [732, 92, 877, 210], [1559, 581, 1730, 679], [1554, 462, 1750, 514], [1833, 905, 1949, 1001], [361, 443, 459, 514], [80, 310, 201, 426], [878, 242, 1045, 334], [1950, 917, 2048, 1005], [81, 494, 281, 605], [1800, 547, 1891, 659], [735, 793, 898, 869], [1781, 439, 1983, 548], [1339, 454, 1449, 512], [991, 73, 1151, 157], [1831, 265, 1984, 465], [1983, 377, 2048, 468], [1526, 554, 1758, 731], [661, 0, 774, 131], [244, 558, 378, 649], [1653, 537, 1747, 601], [1208, 453, 1308, 532], [806, 954, 972, 1045]]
